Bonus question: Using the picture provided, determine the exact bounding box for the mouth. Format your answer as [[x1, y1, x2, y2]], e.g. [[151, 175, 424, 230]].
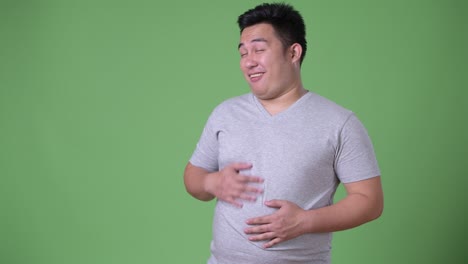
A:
[[248, 72, 264, 81]]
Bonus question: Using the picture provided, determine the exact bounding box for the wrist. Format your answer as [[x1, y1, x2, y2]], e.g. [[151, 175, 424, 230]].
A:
[[300, 209, 317, 234], [203, 172, 218, 198]]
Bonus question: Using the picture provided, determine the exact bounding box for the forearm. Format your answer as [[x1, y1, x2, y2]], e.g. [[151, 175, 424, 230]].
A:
[[302, 177, 384, 233], [303, 194, 382, 233], [183, 162, 216, 201]]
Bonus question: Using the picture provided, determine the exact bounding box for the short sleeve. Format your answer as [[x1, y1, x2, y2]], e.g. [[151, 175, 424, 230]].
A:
[[335, 114, 381, 183], [189, 110, 220, 172]]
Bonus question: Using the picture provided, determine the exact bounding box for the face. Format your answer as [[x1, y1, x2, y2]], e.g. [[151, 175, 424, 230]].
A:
[[238, 23, 299, 100]]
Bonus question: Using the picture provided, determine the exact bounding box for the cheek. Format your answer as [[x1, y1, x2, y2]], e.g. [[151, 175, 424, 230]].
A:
[[239, 59, 247, 72], [269, 57, 286, 74]]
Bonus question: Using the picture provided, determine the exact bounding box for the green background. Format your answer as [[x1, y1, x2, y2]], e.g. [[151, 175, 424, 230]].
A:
[[1, 0, 467, 263]]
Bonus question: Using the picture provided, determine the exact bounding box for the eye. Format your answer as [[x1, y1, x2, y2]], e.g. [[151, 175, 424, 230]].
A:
[[240, 53, 247, 58], [255, 49, 265, 53]]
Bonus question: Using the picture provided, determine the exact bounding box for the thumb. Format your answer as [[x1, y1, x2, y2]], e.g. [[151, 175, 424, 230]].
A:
[[264, 199, 285, 208], [230, 162, 253, 171]]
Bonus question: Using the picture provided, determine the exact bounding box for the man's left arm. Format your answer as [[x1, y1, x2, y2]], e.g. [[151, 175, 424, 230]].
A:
[[244, 176, 383, 248]]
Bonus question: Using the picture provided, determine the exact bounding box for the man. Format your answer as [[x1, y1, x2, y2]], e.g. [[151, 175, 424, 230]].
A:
[[184, 3, 383, 264]]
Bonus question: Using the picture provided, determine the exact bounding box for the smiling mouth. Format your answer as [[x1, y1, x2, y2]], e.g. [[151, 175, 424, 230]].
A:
[[249, 73, 264, 78]]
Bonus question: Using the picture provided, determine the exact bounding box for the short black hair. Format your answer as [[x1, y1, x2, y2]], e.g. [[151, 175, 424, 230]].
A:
[[237, 2, 307, 65]]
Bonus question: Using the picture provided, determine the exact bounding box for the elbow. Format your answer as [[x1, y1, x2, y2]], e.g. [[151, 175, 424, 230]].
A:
[[369, 196, 384, 221], [359, 192, 384, 223], [367, 181, 384, 222], [371, 205, 383, 222], [184, 181, 214, 202], [183, 166, 215, 202], [186, 186, 215, 202], [183, 180, 197, 198]]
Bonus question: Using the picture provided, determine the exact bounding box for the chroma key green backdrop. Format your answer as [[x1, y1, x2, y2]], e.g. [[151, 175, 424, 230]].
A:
[[1, 0, 466, 263]]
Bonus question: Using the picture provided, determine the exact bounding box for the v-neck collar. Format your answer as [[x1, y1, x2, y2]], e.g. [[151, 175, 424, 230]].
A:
[[251, 91, 312, 120]]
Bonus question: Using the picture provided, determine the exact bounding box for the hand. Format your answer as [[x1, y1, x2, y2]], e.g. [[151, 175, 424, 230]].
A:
[[244, 200, 306, 248], [205, 163, 263, 208]]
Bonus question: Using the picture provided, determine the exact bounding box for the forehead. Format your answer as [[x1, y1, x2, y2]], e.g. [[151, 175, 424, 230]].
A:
[[239, 23, 279, 48]]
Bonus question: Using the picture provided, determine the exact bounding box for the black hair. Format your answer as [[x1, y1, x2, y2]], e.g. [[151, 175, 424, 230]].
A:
[[237, 2, 307, 65]]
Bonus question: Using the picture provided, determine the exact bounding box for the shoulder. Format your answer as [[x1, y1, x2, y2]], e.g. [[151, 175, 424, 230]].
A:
[[214, 93, 252, 111], [210, 93, 255, 118], [304, 92, 354, 124]]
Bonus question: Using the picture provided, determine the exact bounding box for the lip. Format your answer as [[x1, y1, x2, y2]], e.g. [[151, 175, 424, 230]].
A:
[[248, 72, 265, 82]]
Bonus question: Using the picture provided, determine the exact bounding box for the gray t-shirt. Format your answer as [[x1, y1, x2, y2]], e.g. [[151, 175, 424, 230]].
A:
[[190, 92, 380, 264]]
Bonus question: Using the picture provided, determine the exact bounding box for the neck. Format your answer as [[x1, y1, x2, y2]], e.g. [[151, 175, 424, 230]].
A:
[[258, 85, 307, 116]]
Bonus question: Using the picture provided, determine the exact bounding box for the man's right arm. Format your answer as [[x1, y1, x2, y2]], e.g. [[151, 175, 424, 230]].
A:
[[184, 162, 264, 207], [183, 162, 217, 201]]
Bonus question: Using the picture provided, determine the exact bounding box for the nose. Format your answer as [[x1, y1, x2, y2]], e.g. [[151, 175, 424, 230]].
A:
[[241, 54, 258, 69]]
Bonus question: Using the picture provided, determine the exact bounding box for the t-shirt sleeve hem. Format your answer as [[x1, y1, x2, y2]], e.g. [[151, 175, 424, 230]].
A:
[[339, 171, 381, 184]]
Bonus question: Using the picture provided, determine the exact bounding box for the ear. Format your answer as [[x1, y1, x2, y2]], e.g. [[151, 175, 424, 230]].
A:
[[289, 43, 303, 63]]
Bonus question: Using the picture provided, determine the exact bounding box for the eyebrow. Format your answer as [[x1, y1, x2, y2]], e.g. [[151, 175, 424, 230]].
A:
[[238, 38, 268, 49]]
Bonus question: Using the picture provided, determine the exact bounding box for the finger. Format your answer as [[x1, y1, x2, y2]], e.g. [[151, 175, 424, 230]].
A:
[[244, 224, 271, 234], [230, 162, 253, 171], [263, 237, 282, 248], [246, 215, 272, 225], [264, 199, 285, 208], [238, 193, 259, 202], [247, 231, 275, 242], [244, 185, 263, 194], [238, 175, 264, 184], [225, 197, 243, 208]]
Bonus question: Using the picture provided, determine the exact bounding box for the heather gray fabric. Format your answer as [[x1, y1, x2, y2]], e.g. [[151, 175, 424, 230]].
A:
[[190, 91, 380, 264]]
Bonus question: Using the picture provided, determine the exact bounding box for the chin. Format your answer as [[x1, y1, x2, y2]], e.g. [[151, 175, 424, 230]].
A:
[[250, 89, 265, 98], [252, 92, 273, 101], [249, 85, 267, 97]]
